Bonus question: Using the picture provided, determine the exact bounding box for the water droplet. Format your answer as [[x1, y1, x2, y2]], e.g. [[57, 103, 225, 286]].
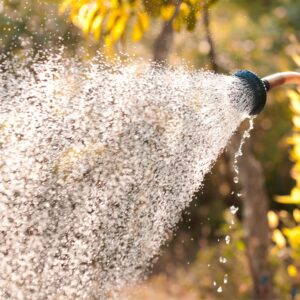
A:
[[219, 257, 227, 264], [224, 274, 228, 284], [217, 286, 223, 293], [225, 235, 231, 244], [230, 205, 239, 215]]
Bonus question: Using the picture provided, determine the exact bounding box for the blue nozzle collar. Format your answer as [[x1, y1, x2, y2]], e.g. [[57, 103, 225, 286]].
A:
[[233, 70, 267, 115]]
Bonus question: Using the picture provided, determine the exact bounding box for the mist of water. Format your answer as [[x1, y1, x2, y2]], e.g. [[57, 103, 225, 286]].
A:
[[0, 52, 253, 299]]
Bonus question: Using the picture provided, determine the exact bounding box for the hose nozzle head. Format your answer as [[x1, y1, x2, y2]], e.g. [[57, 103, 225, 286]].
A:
[[233, 70, 268, 115]]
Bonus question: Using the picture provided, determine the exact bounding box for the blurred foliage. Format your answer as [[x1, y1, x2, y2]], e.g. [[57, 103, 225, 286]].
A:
[[59, 0, 216, 53], [0, 0, 81, 55], [267, 40, 300, 298], [126, 209, 295, 299], [121, 210, 252, 300]]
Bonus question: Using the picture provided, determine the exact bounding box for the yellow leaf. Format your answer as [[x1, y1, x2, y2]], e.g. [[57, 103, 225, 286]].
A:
[[292, 116, 300, 129], [279, 210, 289, 219], [288, 90, 300, 102], [291, 144, 300, 161], [272, 229, 286, 248], [91, 15, 104, 40], [276, 188, 300, 204], [173, 16, 182, 32], [105, 10, 120, 34], [179, 2, 191, 16], [104, 35, 113, 47], [293, 209, 300, 223], [291, 162, 300, 180], [139, 12, 149, 31], [131, 13, 149, 42], [283, 226, 300, 248], [103, 35, 115, 58], [275, 195, 291, 204], [160, 5, 176, 21], [287, 264, 298, 277], [132, 22, 143, 41], [109, 0, 119, 9], [267, 211, 279, 229], [276, 196, 300, 204], [286, 134, 300, 145], [292, 53, 300, 67], [288, 90, 300, 115], [82, 2, 99, 35], [173, 3, 191, 32], [72, 4, 88, 28], [59, 0, 73, 14], [290, 187, 300, 201], [110, 14, 128, 42]]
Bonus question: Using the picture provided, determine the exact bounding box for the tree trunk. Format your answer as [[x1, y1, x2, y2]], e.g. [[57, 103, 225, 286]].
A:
[[153, 20, 174, 64], [202, 4, 273, 299], [153, 1, 181, 64], [228, 134, 273, 299], [203, 3, 218, 72]]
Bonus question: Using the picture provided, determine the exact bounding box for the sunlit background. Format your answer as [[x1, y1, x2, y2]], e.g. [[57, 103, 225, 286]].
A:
[[1, 0, 300, 299]]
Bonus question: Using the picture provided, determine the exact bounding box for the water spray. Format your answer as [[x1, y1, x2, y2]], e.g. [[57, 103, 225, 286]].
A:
[[1, 54, 300, 299], [234, 70, 300, 115]]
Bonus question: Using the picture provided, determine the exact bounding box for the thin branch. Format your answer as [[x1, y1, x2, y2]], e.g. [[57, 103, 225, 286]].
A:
[[202, 2, 218, 72]]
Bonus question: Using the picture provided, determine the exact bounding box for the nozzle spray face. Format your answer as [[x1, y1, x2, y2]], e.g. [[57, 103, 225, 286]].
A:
[[233, 70, 267, 115]]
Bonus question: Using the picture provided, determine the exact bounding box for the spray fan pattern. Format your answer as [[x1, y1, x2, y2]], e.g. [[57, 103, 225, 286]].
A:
[[0, 53, 251, 299]]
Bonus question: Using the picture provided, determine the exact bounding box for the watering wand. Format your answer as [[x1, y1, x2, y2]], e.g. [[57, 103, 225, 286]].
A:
[[233, 70, 300, 115]]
